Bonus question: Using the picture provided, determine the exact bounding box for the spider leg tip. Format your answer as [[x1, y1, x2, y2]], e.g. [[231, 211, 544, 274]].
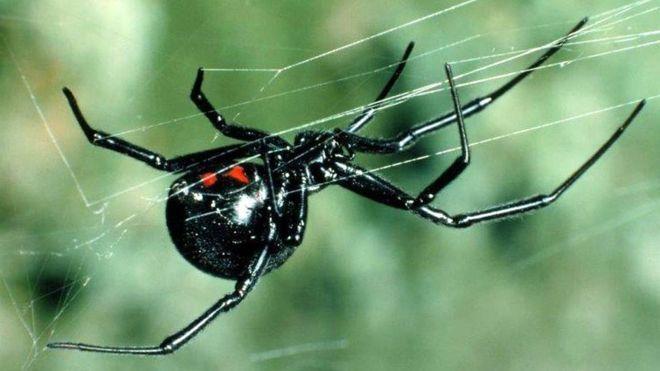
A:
[[192, 68, 205, 91], [46, 342, 69, 349], [47, 341, 90, 352], [569, 17, 589, 34], [196, 67, 205, 79], [62, 87, 77, 103], [624, 100, 647, 128], [401, 42, 415, 58]]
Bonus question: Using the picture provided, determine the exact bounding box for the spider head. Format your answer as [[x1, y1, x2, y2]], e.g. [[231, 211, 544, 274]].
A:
[[165, 163, 274, 278]]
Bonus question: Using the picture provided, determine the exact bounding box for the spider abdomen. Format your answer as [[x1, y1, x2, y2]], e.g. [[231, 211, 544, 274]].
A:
[[166, 164, 275, 279], [165, 163, 308, 279]]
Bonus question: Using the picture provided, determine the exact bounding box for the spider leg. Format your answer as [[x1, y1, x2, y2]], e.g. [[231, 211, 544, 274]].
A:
[[190, 69, 289, 147], [64, 88, 175, 171], [411, 63, 469, 207], [63, 88, 264, 172], [340, 18, 588, 153], [48, 234, 275, 355], [260, 140, 283, 216], [428, 100, 646, 228], [335, 100, 645, 227], [346, 42, 415, 133]]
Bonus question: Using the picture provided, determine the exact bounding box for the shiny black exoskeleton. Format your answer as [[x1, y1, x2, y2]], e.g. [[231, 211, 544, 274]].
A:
[[166, 161, 307, 279], [49, 18, 648, 355]]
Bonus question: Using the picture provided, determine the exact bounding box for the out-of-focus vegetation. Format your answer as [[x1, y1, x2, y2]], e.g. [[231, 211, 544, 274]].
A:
[[1, 1, 658, 370]]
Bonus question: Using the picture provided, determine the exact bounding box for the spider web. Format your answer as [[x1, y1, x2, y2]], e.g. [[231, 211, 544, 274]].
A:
[[1, 0, 659, 369]]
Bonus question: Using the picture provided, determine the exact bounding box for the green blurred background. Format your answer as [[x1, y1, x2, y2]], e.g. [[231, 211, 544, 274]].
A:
[[1, 1, 659, 370]]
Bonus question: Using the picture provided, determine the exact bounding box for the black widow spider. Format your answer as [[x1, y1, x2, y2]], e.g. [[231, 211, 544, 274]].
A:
[[48, 18, 647, 355]]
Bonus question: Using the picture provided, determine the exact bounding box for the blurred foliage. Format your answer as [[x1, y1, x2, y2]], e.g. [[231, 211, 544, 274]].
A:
[[1, 1, 659, 370]]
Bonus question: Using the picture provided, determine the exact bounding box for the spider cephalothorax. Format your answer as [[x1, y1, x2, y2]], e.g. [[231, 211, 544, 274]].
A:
[[48, 18, 647, 355]]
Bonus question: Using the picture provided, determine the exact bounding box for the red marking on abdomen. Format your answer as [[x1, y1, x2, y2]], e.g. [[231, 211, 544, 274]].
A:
[[224, 166, 250, 185], [200, 172, 218, 188]]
